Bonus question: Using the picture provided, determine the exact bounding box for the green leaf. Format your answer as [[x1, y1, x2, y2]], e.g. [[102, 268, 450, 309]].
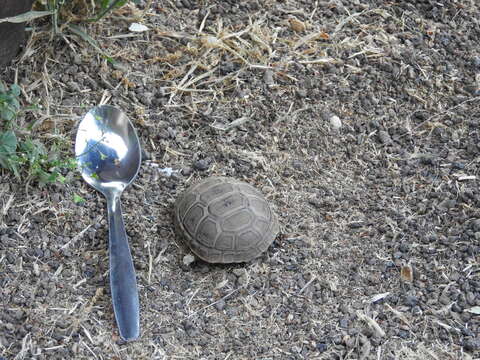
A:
[[0, 10, 55, 24], [0, 108, 15, 121], [20, 139, 47, 164], [36, 168, 52, 186], [10, 84, 21, 97], [9, 97, 20, 111], [73, 193, 86, 204], [100, 0, 111, 11], [57, 174, 66, 184], [67, 24, 108, 57], [0, 131, 17, 155], [89, 0, 127, 22], [0, 156, 9, 170], [46, 172, 59, 183], [7, 158, 20, 178], [66, 158, 78, 169]]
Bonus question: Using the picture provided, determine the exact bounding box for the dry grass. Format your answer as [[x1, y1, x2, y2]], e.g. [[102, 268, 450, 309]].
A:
[[1, 1, 479, 359]]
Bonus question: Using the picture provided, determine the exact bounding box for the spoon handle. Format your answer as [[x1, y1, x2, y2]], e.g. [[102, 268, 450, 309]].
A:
[[107, 196, 140, 341]]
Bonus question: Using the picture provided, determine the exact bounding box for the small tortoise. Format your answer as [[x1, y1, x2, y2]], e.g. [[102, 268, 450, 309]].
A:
[[173, 177, 279, 263]]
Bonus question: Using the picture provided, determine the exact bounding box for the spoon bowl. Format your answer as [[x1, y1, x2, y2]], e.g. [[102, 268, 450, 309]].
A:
[[75, 105, 140, 194], [75, 105, 141, 341]]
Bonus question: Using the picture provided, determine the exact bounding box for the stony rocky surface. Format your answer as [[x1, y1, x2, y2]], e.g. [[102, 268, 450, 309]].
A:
[[0, 0, 479, 359]]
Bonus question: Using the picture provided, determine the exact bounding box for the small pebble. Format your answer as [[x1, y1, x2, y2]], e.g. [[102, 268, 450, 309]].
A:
[[183, 254, 195, 266], [438, 199, 456, 209], [399, 243, 410, 253], [292, 160, 303, 169], [214, 299, 226, 311], [237, 275, 248, 286], [182, 167, 193, 176], [296, 89, 307, 98], [140, 93, 154, 106], [463, 338, 480, 351], [73, 54, 82, 65], [332, 335, 343, 345], [466, 292, 476, 306], [348, 328, 359, 336], [33, 263, 40, 277], [404, 295, 418, 307], [316, 343, 327, 352], [232, 268, 244, 277], [473, 56, 480, 68], [290, 345, 302, 354], [378, 130, 392, 144], [472, 219, 480, 231], [369, 120, 380, 129], [343, 335, 355, 348], [67, 81, 81, 92], [182, 319, 194, 330], [263, 70, 274, 86], [412, 306, 423, 316], [167, 127, 177, 139], [451, 303, 463, 312], [193, 159, 209, 171], [12, 309, 24, 320], [330, 115, 342, 130], [348, 221, 364, 229], [141, 148, 151, 161], [462, 327, 474, 337], [439, 295, 450, 305]]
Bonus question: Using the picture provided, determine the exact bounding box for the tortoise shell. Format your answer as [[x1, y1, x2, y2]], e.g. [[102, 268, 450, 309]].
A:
[[173, 177, 279, 263]]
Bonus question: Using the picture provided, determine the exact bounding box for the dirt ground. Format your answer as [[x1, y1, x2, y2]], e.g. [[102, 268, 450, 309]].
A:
[[1, 0, 480, 359]]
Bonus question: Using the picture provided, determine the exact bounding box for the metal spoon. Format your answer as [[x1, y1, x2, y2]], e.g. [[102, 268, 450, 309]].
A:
[[75, 105, 141, 341]]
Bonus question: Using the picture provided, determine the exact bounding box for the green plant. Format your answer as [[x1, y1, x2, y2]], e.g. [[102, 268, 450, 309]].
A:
[[1, 1, 145, 65], [35, 0, 142, 61], [0, 82, 21, 175], [73, 193, 85, 204], [0, 130, 18, 176], [39, 0, 132, 33], [0, 81, 21, 121], [0, 81, 77, 185], [0, 1, 132, 27]]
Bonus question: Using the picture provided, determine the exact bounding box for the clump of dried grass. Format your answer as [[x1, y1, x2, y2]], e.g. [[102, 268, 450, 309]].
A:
[[390, 342, 470, 360]]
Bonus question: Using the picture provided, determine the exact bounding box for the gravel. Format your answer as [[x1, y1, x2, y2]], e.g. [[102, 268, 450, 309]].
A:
[[0, 0, 479, 359]]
